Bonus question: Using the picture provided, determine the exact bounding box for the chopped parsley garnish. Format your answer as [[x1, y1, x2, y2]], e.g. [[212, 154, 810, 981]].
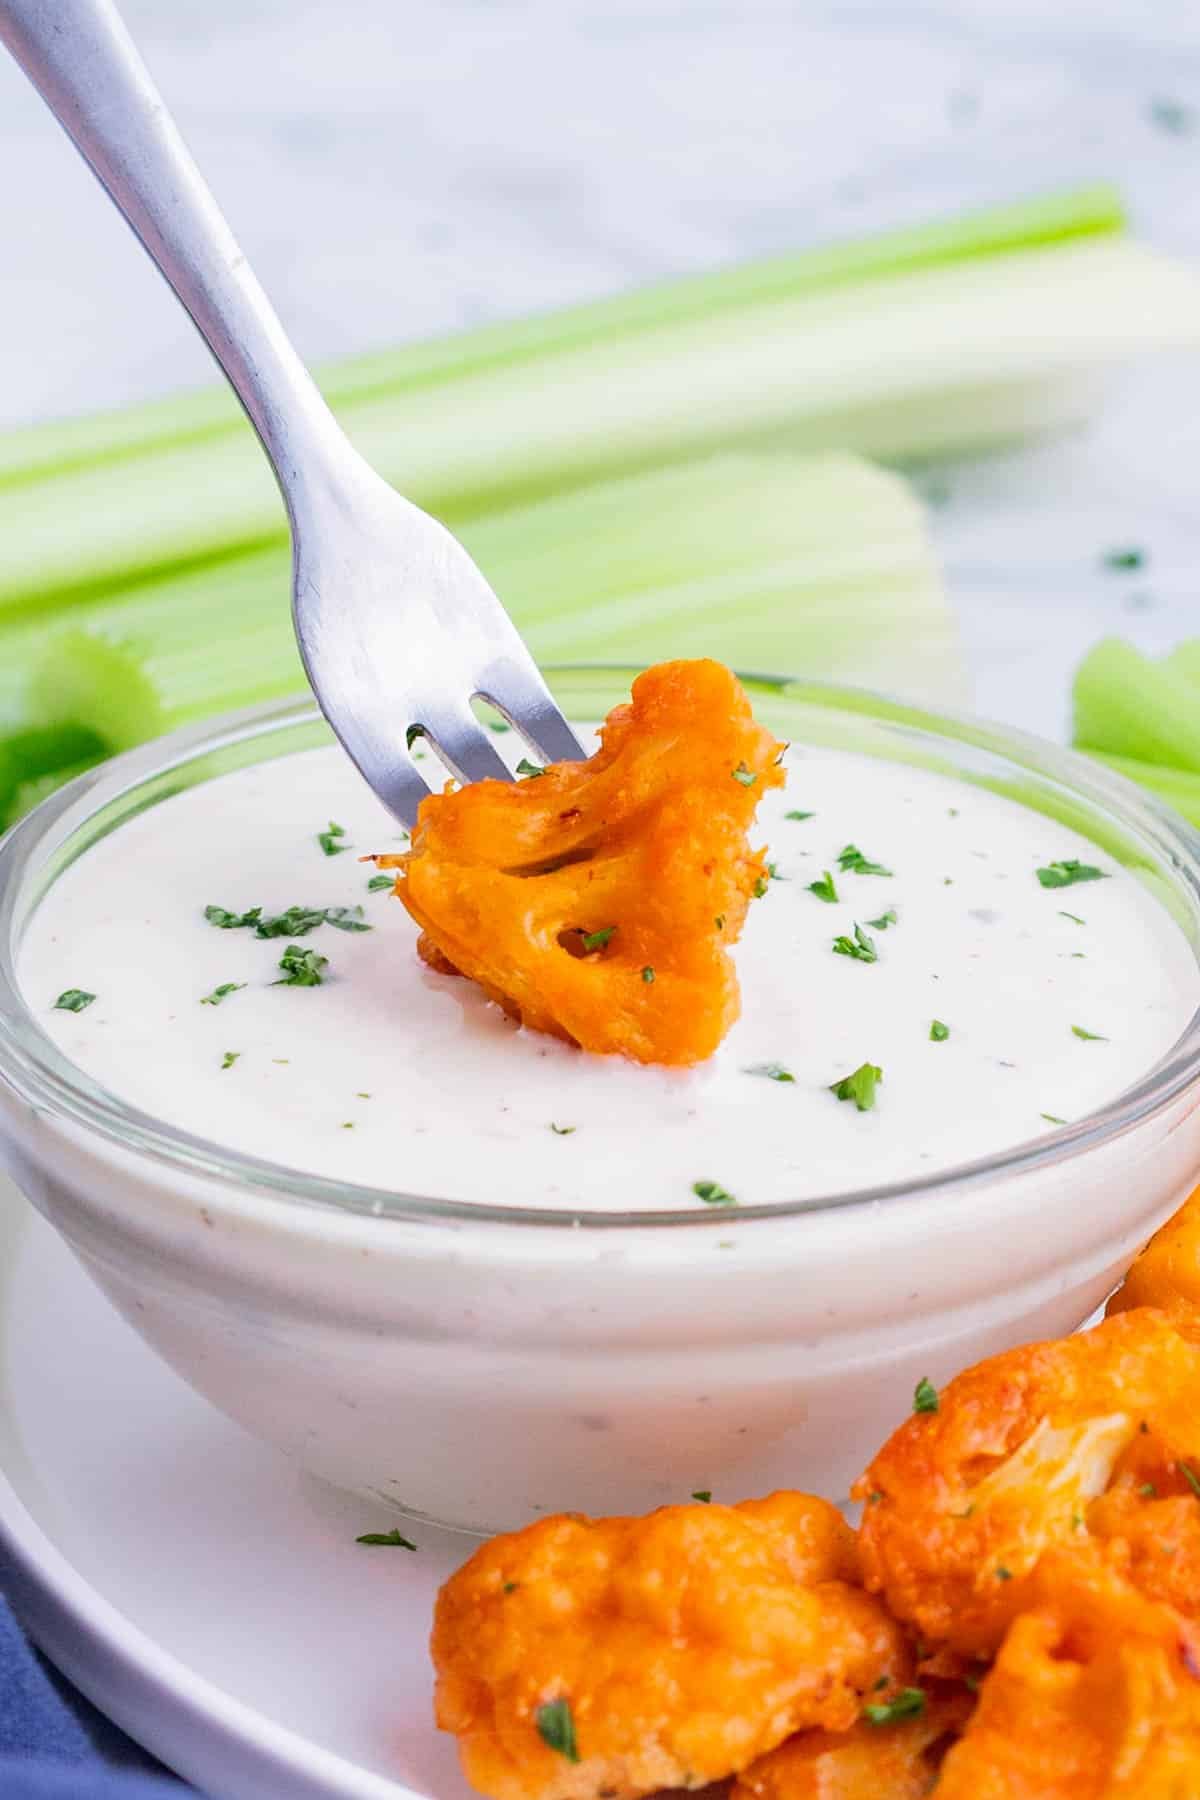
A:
[[766, 862, 785, 881], [1071, 1024, 1107, 1041], [744, 1062, 795, 1083], [488, 720, 511, 734], [1040, 1112, 1067, 1125], [832, 923, 877, 964], [731, 762, 757, 787], [255, 906, 336, 939], [317, 820, 350, 856], [714, 914, 726, 930], [204, 904, 262, 930], [549, 1124, 576, 1136], [829, 1062, 882, 1112], [808, 870, 839, 904], [753, 875, 769, 899], [367, 874, 395, 893], [355, 1528, 417, 1549], [912, 1377, 939, 1414], [220, 1051, 240, 1070], [1058, 910, 1085, 925], [867, 908, 897, 930], [53, 988, 95, 1013], [1102, 546, 1146, 570], [1036, 860, 1108, 890], [863, 1688, 926, 1727], [322, 906, 372, 934], [929, 1019, 950, 1042], [536, 1699, 579, 1763], [516, 758, 545, 779], [641, 966, 655, 983], [1181, 1462, 1200, 1498], [581, 926, 615, 951], [693, 1179, 737, 1207], [273, 944, 328, 987], [691, 1490, 712, 1503], [785, 810, 814, 821], [1148, 97, 1193, 136], [837, 844, 892, 877], [1140, 1482, 1158, 1498], [995, 1565, 1013, 1581], [199, 982, 245, 1006]]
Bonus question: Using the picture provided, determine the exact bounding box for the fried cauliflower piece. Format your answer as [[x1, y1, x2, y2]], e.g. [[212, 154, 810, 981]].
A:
[[377, 659, 785, 1065], [853, 1309, 1200, 1657], [935, 1553, 1200, 1798], [432, 1492, 909, 1800], [731, 1689, 971, 1800], [1108, 1183, 1200, 1341]]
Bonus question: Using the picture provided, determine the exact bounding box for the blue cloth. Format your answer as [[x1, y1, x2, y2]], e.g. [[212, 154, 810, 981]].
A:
[[0, 1594, 184, 1798]]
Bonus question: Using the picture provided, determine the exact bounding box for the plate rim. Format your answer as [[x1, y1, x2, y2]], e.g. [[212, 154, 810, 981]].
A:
[[0, 1196, 430, 1800]]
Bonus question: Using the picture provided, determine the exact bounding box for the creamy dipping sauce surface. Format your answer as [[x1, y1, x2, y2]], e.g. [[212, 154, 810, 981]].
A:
[[20, 742, 1199, 1212]]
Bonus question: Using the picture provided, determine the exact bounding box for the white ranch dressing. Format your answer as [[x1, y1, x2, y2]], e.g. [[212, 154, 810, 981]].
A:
[[20, 741, 1199, 1212]]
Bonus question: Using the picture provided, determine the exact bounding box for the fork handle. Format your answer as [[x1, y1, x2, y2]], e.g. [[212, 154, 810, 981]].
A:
[[0, 0, 348, 520]]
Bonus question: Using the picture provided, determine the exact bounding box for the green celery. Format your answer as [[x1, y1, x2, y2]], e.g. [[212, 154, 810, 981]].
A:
[[4, 452, 959, 799], [1073, 638, 1200, 772], [1084, 752, 1200, 828], [2, 189, 1197, 619]]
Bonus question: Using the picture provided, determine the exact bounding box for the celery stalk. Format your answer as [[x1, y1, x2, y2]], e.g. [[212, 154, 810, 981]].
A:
[[1073, 638, 1200, 773], [1, 191, 1196, 619], [9, 452, 959, 780], [1084, 752, 1200, 829], [1164, 641, 1200, 688]]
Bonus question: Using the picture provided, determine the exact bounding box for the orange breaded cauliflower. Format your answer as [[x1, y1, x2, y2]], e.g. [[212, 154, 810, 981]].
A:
[[731, 1689, 972, 1800], [935, 1553, 1200, 1798], [431, 1492, 908, 1800], [1108, 1183, 1200, 1340], [377, 659, 785, 1066], [853, 1309, 1200, 1657]]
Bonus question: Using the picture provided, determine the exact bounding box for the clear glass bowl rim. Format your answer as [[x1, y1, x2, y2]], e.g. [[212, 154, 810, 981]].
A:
[[3, 667, 1200, 1233]]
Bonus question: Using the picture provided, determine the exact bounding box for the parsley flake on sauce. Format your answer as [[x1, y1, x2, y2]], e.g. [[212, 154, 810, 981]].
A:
[[549, 1124, 576, 1136], [829, 1062, 882, 1112], [832, 923, 878, 964], [753, 875, 769, 899], [581, 926, 615, 951], [731, 762, 757, 787], [808, 870, 839, 904], [863, 1688, 926, 1728], [516, 758, 545, 779], [1071, 1024, 1107, 1041], [691, 1490, 713, 1504], [53, 988, 95, 1013], [1102, 546, 1146, 570], [744, 1062, 795, 1083], [355, 1528, 417, 1549], [1181, 1462, 1200, 1499], [274, 944, 328, 987], [1041, 1112, 1067, 1125], [199, 982, 245, 1006], [867, 909, 897, 930], [929, 1020, 950, 1042], [837, 844, 892, 877], [641, 966, 656, 984], [204, 904, 262, 930], [317, 820, 350, 856], [254, 906, 336, 939], [913, 1377, 939, 1414], [536, 1699, 580, 1763], [1058, 910, 1086, 926], [1036, 860, 1108, 890], [693, 1179, 737, 1207], [367, 874, 395, 893], [220, 1051, 240, 1070], [785, 810, 814, 821], [322, 906, 372, 933]]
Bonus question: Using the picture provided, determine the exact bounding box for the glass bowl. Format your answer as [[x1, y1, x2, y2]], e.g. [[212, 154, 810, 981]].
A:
[[1, 669, 1199, 1530]]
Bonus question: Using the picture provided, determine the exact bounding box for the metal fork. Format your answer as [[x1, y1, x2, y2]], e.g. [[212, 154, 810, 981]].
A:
[[0, 0, 585, 825]]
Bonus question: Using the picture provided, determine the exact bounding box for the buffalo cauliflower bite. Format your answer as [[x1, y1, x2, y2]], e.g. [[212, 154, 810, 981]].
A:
[[375, 659, 785, 1065], [853, 1309, 1200, 1657], [1108, 1183, 1200, 1341], [935, 1553, 1200, 1798], [431, 1492, 909, 1800], [730, 1689, 971, 1800]]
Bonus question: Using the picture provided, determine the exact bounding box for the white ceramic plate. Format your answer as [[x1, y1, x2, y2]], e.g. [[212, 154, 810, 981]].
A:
[[0, 1179, 479, 1800]]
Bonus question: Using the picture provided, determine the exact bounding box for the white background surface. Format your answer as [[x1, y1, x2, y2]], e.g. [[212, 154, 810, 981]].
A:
[[0, 0, 1199, 733]]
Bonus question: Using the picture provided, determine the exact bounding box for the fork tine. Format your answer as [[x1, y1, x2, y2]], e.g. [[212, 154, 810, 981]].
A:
[[479, 664, 587, 766], [422, 710, 517, 788]]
